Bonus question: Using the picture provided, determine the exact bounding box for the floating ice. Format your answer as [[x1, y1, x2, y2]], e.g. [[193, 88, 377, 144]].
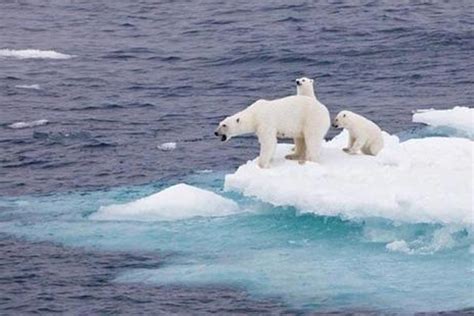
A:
[[91, 183, 238, 221], [225, 131, 473, 225], [8, 119, 49, 129], [413, 106, 473, 137], [0, 49, 74, 59], [157, 142, 177, 151], [15, 84, 41, 90]]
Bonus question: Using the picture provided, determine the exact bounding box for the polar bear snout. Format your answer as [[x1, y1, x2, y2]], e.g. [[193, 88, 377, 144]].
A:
[[296, 79, 302, 86], [214, 126, 228, 142]]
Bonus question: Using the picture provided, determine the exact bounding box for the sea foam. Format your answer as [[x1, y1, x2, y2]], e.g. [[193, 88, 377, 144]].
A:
[[413, 106, 473, 137], [0, 49, 74, 59], [91, 183, 238, 221], [225, 130, 473, 225]]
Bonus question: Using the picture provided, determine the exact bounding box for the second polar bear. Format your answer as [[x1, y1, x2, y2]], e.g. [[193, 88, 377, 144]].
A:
[[286, 76, 322, 160], [215, 95, 330, 168], [332, 110, 384, 155]]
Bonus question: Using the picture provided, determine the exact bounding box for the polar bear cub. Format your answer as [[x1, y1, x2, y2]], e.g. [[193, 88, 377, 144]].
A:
[[332, 110, 384, 156], [215, 95, 330, 168]]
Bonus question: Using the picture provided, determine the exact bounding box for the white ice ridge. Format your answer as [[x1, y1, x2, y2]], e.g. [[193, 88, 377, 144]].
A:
[[413, 106, 473, 136], [0, 49, 74, 59], [8, 119, 48, 129], [91, 183, 239, 221], [225, 131, 473, 225]]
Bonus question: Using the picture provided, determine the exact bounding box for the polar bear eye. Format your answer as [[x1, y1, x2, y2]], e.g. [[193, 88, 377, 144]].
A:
[[222, 124, 227, 128], [236, 118, 240, 123], [343, 114, 346, 118]]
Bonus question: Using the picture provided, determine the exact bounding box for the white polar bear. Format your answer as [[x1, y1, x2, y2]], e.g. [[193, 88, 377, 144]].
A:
[[286, 76, 323, 160], [295, 76, 316, 98], [332, 110, 384, 155], [215, 95, 330, 168]]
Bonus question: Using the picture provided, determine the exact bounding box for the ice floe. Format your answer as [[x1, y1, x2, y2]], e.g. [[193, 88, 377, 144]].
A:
[[413, 106, 473, 137], [91, 183, 238, 221], [225, 131, 473, 225]]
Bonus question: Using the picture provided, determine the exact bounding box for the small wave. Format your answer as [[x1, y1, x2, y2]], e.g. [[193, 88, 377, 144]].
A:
[[0, 49, 74, 59], [15, 84, 41, 90], [8, 119, 48, 129], [157, 142, 176, 151]]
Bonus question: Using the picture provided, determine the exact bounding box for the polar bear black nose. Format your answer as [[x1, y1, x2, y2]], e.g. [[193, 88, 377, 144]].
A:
[[214, 131, 219, 136], [296, 80, 301, 86]]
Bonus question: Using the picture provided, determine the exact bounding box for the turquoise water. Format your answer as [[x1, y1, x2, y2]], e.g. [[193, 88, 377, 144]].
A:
[[1, 168, 472, 313]]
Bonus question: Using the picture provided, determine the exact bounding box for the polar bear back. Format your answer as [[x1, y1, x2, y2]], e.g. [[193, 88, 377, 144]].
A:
[[345, 111, 382, 136], [251, 95, 330, 138]]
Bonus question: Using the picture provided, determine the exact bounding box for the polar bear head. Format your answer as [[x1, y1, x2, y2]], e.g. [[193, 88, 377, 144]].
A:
[[214, 105, 258, 142], [295, 77, 315, 97], [332, 110, 353, 129]]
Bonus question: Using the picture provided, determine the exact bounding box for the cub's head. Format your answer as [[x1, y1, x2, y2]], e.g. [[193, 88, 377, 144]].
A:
[[214, 113, 244, 142], [295, 77, 315, 97], [333, 110, 352, 129]]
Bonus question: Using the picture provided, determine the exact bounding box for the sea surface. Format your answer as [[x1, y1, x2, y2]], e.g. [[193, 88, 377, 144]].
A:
[[0, 1, 473, 314]]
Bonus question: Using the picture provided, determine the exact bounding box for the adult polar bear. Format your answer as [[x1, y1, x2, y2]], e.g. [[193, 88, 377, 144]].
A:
[[215, 95, 330, 168], [286, 76, 320, 160]]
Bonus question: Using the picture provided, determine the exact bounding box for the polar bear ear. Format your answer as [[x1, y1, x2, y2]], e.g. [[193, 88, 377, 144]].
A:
[[310, 79, 314, 83]]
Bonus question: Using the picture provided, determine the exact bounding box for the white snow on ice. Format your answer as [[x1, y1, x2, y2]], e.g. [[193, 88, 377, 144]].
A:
[[157, 142, 177, 151], [413, 106, 473, 137], [91, 183, 239, 221], [8, 119, 49, 129], [15, 84, 41, 90], [225, 130, 473, 225], [0, 49, 74, 59]]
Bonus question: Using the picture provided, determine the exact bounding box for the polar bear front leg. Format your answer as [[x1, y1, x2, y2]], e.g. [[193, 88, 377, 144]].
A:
[[257, 131, 277, 168], [285, 138, 305, 160], [347, 137, 366, 155], [343, 135, 355, 153]]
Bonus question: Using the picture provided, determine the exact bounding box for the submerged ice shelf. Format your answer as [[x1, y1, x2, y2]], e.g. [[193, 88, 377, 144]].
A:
[[225, 131, 473, 225], [91, 183, 238, 221]]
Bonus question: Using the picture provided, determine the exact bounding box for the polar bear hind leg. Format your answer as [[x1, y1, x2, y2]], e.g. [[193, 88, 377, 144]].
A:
[[362, 137, 383, 156], [285, 137, 305, 161]]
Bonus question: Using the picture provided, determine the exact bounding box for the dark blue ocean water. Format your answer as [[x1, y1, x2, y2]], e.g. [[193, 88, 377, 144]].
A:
[[1, 1, 473, 314]]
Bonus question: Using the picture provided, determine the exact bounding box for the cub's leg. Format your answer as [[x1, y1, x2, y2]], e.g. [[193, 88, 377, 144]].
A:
[[346, 137, 366, 155], [362, 137, 384, 156], [343, 134, 356, 153]]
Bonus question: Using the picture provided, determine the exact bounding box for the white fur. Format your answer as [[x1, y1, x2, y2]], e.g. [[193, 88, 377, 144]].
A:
[[295, 77, 316, 98], [333, 110, 384, 156], [288, 77, 323, 160], [215, 95, 330, 168]]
